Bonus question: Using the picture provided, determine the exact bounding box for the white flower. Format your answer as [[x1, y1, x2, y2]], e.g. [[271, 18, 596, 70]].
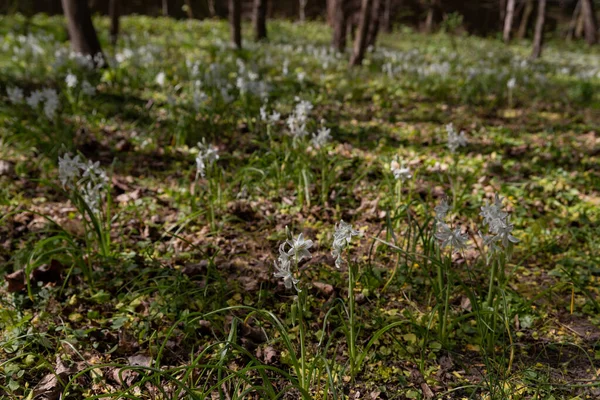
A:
[[269, 112, 281, 124], [282, 59, 289, 76], [390, 157, 412, 181], [81, 80, 96, 96], [311, 126, 331, 148], [434, 197, 450, 222], [445, 123, 468, 153], [274, 258, 300, 292], [26, 90, 44, 109], [260, 105, 268, 121], [297, 71, 306, 83], [65, 72, 78, 88], [41, 88, 59, 119], [507, 77, 516, 90], [81, 159, 108, 185], [285, 233, 313, 263], [7, 87, 24, 104], [195, 140, 219, 179], [479, 193, 519, 251], [331, 220, 361, 268], [435, 222, 469, 253], [58, 153, 83, 188], [155, 71, 166, 86]]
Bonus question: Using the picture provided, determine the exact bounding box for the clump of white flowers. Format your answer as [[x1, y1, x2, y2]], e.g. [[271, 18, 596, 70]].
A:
[[311, 123, 331, 148], [478, 193, 518, 253], [390, 156, 412, 181], [434, 197, 468, 253], [260, 104, 281, 126], [155, 71, 166, 86], [445, 123, 468, 153], [331, 220, 361, 268], [195, 139, 219, 179], [274, 229, 314, 292], [507, 77, 516, 90], [7, 87, 24, 104], [58, 153, 108, 215], [23, 88, 60, 119], [286, 98, 313, 139], [65, 72, 78, 88]]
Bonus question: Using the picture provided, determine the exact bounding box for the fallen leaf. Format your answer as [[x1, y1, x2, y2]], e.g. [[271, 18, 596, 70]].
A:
[[5, 270, 25, 293]]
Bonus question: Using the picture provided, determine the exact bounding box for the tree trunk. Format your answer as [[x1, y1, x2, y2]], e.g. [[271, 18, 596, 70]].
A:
[[503, 0, 516, 42], [208, 0, 216, 17], [299, 0, 308, 22], [424, 0, 439, 33], [162, 0, 168, 16], [109, 0, 119, 45], [531, 0, 546, 59], [254, 0, 267, 41], [332, 0, 347, 52], [383, 0, 392, 32], [580, 0, 598, 44], [229, 0, 242, 49], [184, 0, 194, 18], [567, 0, 582, 41], [327, 0, 336, 26], [350, 0, 373, 66], [517, 0, 534, 39], [367, 0, 382, 48], [61, 0, 104, 61]]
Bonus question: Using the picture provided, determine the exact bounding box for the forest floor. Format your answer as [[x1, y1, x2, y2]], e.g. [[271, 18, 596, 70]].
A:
[[1, 15, 600, 399]]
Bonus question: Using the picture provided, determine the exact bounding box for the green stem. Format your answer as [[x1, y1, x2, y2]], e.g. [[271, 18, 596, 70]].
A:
[[441, 256, 451, 346], [298, 291, 307, 390], [348, 261, 356, 379]]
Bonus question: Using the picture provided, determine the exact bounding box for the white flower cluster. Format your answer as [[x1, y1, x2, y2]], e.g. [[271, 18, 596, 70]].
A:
[[17, 88, 60, 119], [331, 220, 361, 268], [6, 87, 24, 104], [286, 99, 313, 139], [479, 194, 519, 253], [58, 153, 108, 215], [259, 104, 281, 125], [311, 123, 331, 148], [54, 49, 105, 70], [274, 231, 314, 292], [445, 123, 468, 153], [195, 139, 219, 179], [390, 156, 412, 181], [64, 72, 96, 96], [434, 197, 468, 253]]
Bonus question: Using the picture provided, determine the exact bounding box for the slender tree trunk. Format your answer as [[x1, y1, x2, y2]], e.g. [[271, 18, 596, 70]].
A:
[[576, 9, 585, 38], [299, 0, 308, 22], [367, 0, 382, 48], [383, 0, 392, 32], [332, 0, 347, 52], [503, 0, 516, 42], [581, 0, 598, 44], [61, 0, 104, 61], [350, 0, 373, 66], [184, 0, 194, 18], [327, 0, 336, 26], [254, 0, 267, 41], [109, 0, 119, 45], [208, 0, 216, 17], [567, 0, 582, 41], [229, 0, 242, 49], [424, 0, 439, 33], [517, 0, 534, 39], [531, 0, 546, 59], [162, 0, 168, 16]]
